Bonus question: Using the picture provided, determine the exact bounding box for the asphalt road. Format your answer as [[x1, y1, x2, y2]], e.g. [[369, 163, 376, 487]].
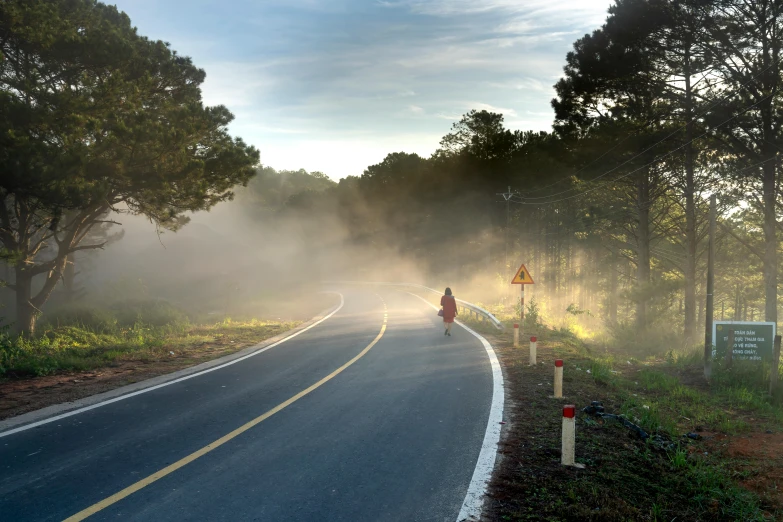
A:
[[0, 290, 497, 522]]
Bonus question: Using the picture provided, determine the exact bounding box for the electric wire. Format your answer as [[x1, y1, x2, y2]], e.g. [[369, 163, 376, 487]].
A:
[[508, 92, 775, 206], [512, 61, 778, 202]]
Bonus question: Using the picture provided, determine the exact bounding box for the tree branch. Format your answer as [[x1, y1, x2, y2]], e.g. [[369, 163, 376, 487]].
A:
[[719, 222, 764, 260]]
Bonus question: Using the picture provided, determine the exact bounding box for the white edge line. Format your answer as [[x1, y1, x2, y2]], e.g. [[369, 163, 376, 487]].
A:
[[0, 293, 345, 439], [405, 292, 504, 522]]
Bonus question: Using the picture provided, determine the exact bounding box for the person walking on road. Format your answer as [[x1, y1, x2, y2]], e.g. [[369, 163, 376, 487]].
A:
[[441, 287, 457, 336]]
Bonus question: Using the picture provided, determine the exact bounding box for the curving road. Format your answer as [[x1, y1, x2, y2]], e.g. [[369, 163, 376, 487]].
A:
[[0, 290, 500, 522]]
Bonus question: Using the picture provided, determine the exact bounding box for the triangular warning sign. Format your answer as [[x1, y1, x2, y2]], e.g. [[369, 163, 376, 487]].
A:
[[511, 264, 534, 285]]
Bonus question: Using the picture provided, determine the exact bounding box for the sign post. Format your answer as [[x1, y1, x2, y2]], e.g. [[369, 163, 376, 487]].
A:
[[705, 194, 716, 379], [510, 264, 534, 338], [770, 335, 781, 396]]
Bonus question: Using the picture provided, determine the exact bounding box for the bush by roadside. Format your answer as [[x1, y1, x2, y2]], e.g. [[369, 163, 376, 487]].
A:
[[0, 299, 299, 378], [0, 316, 296, 378]]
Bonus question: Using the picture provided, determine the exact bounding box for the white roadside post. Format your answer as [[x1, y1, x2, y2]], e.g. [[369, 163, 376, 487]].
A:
[[554, 359, 563, 398], [529, 336, 537, 366], [513, 323, 519, 347], [561, 405, 584, 468]]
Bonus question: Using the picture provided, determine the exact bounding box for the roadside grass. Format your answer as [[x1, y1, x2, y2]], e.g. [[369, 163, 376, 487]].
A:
[[487, 323, 781, 521], [0, 304, 298, 378]]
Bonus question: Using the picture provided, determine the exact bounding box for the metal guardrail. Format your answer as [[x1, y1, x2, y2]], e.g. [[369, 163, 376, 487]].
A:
[[324, 281, 505, 330]]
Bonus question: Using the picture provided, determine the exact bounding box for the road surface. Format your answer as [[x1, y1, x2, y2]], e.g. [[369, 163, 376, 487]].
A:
[[0, 290, 500, 522]]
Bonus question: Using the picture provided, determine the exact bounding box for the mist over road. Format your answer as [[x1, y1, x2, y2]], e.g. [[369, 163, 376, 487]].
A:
[[0, 290, 496, 522]]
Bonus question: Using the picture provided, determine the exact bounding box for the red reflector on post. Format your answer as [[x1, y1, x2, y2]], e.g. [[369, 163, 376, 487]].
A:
[[563, 405, 576, 418], [530, 336, 537, 342], [513, 323, 519, 328], [555, 359, 563, 368]]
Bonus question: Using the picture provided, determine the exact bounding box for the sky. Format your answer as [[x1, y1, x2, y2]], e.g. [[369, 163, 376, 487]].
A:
[[110, 0, 613, 180]]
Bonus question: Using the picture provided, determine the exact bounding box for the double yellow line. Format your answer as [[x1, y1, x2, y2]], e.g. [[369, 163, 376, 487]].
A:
[[65, 301, 389, 521]]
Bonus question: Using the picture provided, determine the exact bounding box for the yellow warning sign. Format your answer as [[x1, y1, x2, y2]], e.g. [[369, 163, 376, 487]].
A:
[[511, 264, 534, 285]]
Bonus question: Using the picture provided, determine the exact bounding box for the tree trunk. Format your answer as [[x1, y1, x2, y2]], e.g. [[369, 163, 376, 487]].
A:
[[760, 11, 778, 326], [14, 268, 36, 336], [637, 171, 651, 331], [683, 45, 698, 342], [609, 247, 618, 324], [63, 255, 76, 303], [763, 157, 777, 323]]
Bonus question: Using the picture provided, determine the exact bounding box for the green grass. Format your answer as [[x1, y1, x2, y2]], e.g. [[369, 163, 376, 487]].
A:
[[477, 291, 783, 433], [668, 446, 689, 469], [588, 358, 616, 386], [686, 458, 766, 521], [0, 305, 297, 378]]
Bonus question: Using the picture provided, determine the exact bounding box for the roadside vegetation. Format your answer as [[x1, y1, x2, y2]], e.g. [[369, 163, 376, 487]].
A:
[[405, 287, 781, 519], [0, 300, 296, 378], [460, 306, 783, 521]]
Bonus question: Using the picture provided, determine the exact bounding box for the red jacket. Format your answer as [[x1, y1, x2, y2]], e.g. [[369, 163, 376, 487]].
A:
[[441, 295, 457, 322]]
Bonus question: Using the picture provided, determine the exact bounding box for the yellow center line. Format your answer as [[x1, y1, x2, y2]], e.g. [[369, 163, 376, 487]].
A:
[[64, 304, 388, 522]]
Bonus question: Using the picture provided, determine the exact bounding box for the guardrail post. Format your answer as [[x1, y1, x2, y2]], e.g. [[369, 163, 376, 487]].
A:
[[529, 336, 537, 365], [561, 405, 583, 468], [554, 359, 563, 398], [513, 323, 519, 347]]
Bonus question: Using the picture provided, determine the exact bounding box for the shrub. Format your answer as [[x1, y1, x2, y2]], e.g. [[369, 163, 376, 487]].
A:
[[42, 299, 190, 333], [111, 299, 189, 328], [608, 320, 687, 357]]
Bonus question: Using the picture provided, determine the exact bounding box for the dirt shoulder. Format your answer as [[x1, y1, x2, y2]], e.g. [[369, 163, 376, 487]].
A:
[[477, 325, 781, 521]]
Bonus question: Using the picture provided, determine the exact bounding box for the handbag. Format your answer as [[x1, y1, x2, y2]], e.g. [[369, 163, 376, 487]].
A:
[[438, 309, 444, 317]]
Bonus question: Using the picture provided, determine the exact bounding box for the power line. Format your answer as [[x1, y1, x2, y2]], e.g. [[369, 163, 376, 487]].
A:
[[508, 156, 772, 244], [509, 92, 775, 206], [516, 135, 636, 197], [514, 61, 778, 202]]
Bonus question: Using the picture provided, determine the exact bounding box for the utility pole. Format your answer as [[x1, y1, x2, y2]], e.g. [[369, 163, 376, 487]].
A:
[[497, 186, 517, 285], [704, 194, 716, 380]]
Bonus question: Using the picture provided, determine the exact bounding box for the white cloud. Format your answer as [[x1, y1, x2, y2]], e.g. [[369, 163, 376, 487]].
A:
[[258, 134, 442, 179], [470, 102, 517, 116], [516, 78, 552, 93], [200, 62, 279, 108], [387, 0, 610, 22], [435, 113, 461, 120], [113, 0, 612, 179], [505, 119, 551, 132], [494, 19, 535, 34], [241, 124, 311, 134]]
